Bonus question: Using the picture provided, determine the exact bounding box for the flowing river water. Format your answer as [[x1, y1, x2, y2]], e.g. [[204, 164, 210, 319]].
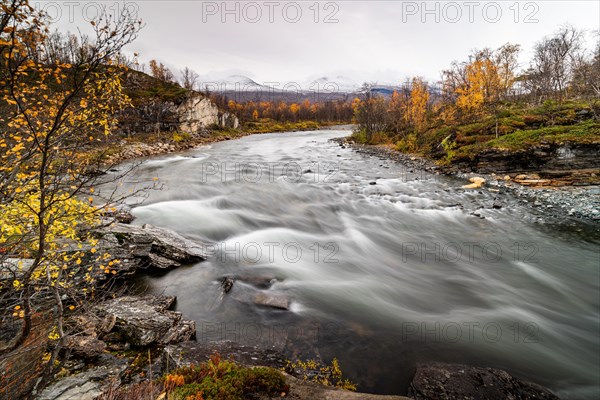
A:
[[109, 129, 599, 398]]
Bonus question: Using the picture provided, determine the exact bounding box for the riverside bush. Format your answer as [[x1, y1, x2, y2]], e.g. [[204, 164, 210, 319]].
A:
[[163, 353, 288, 400]]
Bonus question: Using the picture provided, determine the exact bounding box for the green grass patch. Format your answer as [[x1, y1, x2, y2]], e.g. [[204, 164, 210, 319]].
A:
[[487, 120, 600, 150], [242, 119, 321, 133]]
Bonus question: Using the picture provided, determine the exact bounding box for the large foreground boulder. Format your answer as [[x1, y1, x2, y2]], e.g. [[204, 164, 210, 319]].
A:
[[94, 223, 210, 275], [35, 357, 127, 400], [408, 363, 560, 400], [93, 295, 196, 347]]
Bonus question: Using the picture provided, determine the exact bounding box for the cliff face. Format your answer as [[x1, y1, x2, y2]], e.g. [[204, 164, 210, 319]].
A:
[[119, 70, 238, 136], [177, 95, 239, 133]]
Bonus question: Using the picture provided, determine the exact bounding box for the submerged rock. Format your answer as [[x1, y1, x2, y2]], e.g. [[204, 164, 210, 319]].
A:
[[408, 363, 560, 400], [253, 291, 290, 310]]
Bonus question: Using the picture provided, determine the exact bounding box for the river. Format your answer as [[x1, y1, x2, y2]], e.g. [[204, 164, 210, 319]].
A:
[[108, 129, 599, 398]]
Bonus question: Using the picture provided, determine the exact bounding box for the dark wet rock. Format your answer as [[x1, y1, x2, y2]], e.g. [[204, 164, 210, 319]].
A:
[[161, 340, 288, 372], [93, 295, 195, 347], [285, 374, 410, 400], [101, 205, 135, 224], [470, 212, 485, 219], [235, 274, 279, 289], [229, 282, 291, 310], [221, 276, 235, 293], [142, 253, 181, 270], [369, 181, 377, 185], [408, 363, 560, 400], [492, 202, 503, 209]]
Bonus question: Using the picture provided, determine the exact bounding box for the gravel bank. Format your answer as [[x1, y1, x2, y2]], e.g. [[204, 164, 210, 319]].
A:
[[332, 137, 600, 228]]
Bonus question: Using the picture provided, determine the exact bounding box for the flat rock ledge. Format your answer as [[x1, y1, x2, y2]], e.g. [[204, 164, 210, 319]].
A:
[[94, 222, 210, 275], [408, 362, 560, 400], [91, 295, 196, 347]]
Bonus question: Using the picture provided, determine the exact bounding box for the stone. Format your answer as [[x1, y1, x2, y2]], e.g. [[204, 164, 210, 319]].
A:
[[161, 341, 288, 372], [408, 363, 559, 400], [143, 253, 182, 270], [462, 177, 486, 189], [221, 276, 234, 294], [35, 361, 126, 400], [93, 223, 209, 276], [141, 224, 208, 262], [62, 335, 106, 359], [285, 374, 410, 400], [253, 292, 290, 310], [93, 296, 195, 347]]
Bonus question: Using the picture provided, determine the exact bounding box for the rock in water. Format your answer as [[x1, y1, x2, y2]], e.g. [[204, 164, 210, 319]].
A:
[[253, 292, 290, 310], [221, 276, 234, 294], [462, 176, 486, 189], [408, 363, 559, 400]]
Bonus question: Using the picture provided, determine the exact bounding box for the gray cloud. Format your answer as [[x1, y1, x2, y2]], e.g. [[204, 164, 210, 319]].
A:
[[42, 0, 600, 85]]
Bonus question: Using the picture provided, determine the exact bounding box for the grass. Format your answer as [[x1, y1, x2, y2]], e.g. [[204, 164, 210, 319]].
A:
[[243, 118, 328, 133], [486, 120, 600, 150]]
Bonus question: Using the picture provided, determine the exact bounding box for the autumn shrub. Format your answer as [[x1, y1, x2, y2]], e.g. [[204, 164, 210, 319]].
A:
[[284, 358, 357, 391], [163, 352, 288, 400], [395, 133, 417, 153], [350, 129, 368, 144], [172, 132, 192, 142]]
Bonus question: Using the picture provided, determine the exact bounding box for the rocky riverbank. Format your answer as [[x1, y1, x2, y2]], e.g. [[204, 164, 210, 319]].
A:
[[333, 138, 600, 226]]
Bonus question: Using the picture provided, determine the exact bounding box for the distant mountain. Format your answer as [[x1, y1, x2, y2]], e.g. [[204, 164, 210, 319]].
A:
[[193, 72, 434, 101], [197, 73, 272, 92], [300, 75, 361, 93]]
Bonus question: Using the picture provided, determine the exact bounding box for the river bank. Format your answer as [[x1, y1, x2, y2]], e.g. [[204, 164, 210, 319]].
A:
[[333, 137, 600, 226], [101, 122, 347, 166]]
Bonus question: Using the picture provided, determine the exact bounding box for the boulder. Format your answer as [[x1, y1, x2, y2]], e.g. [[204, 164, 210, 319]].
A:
[[253, 292, 290, 310], [35, 360, 126, 400], [285, 374, 410, 400], [408, 363, 559, 400], [225, 280, 290, 310], [142, 253, 181, 270], [94, 223, 210, 275], [462, 177, 486, 189], [93, 296, 195, 347], [62, 335, 106, 359]]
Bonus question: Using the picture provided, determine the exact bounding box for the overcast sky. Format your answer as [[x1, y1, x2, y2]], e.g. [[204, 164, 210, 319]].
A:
[[44, 0, 600, 85]]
